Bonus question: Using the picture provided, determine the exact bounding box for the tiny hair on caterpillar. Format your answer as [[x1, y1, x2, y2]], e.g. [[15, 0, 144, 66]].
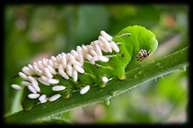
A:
[[10, 25, 158, 111]]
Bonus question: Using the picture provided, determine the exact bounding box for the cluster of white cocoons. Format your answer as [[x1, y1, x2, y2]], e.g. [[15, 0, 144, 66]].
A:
[[11, 30, 120, 104]]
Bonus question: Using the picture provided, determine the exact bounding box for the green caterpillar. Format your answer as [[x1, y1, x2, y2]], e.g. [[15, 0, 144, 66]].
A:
[[11, 25, 158, 111]]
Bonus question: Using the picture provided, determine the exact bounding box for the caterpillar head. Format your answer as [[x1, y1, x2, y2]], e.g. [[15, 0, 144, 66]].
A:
[[136, 27, 158, 61], [114, 25, 158, 61], [136, 49, 150, 61]]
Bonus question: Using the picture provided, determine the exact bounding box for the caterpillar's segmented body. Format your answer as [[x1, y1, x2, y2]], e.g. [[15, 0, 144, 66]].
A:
[[11, 25, 158, 110], [12, 31, 119, 104]]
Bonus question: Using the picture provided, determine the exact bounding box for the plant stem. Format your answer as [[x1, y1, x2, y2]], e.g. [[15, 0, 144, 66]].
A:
[[5, 47, 188, 124]]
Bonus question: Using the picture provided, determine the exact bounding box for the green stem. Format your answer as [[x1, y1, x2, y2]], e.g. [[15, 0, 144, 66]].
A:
[[5, 47, 188, 124]]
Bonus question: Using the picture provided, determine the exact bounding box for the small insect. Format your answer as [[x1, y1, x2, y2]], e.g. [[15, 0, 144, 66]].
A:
[[11, 25, 158, 111]]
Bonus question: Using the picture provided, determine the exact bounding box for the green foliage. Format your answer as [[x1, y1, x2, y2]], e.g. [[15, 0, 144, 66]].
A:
[[4, 5, 188, 123], [6, 47, 188, 124]]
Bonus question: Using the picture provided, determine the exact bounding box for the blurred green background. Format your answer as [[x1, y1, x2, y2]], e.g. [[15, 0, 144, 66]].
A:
[[4, 5, 188, 123]]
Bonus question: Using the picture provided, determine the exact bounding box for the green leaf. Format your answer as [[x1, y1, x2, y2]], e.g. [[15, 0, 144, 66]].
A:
[[5, 47, 188, 124]]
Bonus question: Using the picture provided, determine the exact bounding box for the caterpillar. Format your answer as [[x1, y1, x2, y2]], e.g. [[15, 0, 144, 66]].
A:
[[11, 25, 158, 111]]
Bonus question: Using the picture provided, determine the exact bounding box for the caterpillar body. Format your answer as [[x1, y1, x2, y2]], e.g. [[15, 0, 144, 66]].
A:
[[11, 25, 158, 111]]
